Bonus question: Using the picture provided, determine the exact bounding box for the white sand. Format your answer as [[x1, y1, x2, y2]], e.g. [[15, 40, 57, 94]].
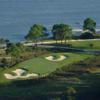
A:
[[4, 74, 18, 79], [4, 69, 38, 80], [12, 69, 26, 76], [45, 55, 66, 61]]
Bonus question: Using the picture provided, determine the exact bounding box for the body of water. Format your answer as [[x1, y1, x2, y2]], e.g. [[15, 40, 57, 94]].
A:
[[0, 0, 100, 42]]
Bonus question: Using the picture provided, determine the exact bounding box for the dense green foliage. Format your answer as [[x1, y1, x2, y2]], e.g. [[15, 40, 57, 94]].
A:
[[25, 24, 47, 41], [80, 32, 94, 39], [52, 24, 72, 43], [6, 42, 26, 57], [0, 58, 9, 68], [83, 18, 96, 34]]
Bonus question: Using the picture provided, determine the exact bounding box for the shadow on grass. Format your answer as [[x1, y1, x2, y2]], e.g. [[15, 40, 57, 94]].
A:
[[0, 76, 69, 100], [0, 74, 100, 100]]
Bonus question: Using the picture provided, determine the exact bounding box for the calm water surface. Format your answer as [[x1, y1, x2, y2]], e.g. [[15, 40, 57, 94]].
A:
[[0, 0, 100, 41]]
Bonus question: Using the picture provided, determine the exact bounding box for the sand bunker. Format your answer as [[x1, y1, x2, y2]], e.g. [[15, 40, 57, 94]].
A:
[[12, 69, 26, 76], [45, 55, 66, 61], [4, 69, 38, 80]]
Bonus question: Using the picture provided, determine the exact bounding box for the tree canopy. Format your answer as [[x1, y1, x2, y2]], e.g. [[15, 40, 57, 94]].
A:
[[52, 24, 72, 43], [83, 18, 96, 33], [80, 32, 94, 39], [6, 43, 25, 57], [25, 24, 47, 41]]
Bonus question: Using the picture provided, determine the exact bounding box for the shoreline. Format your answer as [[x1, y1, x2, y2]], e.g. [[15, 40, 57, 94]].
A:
[[0, 28, 100, 43]]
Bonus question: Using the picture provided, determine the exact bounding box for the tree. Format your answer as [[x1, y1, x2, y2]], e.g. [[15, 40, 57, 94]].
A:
[[25, 24, 47, 47], [52, 24, 61, 43], [52, 24, 72, 44], [16, 42, 26, 52], [80, 32, 94, 39], [83, 18, 96, 34], [40, 32, 49, 44], [67, 87, 77, 100], [60, 24, 72, 43], [6, 43, 27, 65], [0, 58, 9, 68], [6, 43, 21, 57]]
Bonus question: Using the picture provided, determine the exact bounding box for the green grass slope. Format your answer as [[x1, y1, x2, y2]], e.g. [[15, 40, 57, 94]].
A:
[[0, 53, 93, 84]]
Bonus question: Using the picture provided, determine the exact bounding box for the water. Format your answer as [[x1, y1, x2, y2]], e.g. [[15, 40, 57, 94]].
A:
[[0, 0, 100, 42]]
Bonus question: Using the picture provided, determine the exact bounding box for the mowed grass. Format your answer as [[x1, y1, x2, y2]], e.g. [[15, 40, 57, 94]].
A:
[[68, 40, 100, 50], [44, 40, 100, 50], [15, 53, 93, 75], [0, 53, 93, 84]]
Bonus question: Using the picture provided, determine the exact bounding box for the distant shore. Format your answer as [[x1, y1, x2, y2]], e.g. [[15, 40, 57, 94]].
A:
[[0, 28, 100, 43]]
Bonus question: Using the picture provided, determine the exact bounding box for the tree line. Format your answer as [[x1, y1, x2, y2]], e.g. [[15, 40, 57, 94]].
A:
[[25, 17, 97, 44]]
